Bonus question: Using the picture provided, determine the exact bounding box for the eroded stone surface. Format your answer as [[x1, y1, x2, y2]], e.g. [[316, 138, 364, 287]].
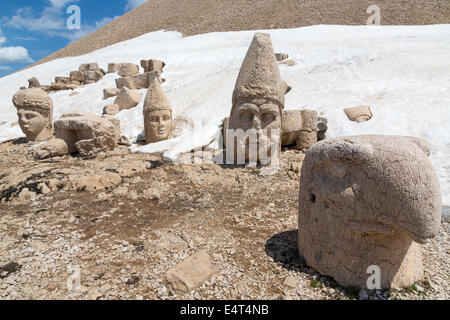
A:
[[344, 106, 373, 123], [118, 63, 140, 77], [166, 250, 217, 293], [32, 139, 68, 160], [54, 113, 120, 157], [114, 88, 142, 110], [298, 135, 442, 290]]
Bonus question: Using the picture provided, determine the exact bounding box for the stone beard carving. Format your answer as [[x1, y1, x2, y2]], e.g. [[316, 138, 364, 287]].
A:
[[298, 135, 442, 290], [143, 75, 173, 144], [12, 88, 53, 142], [228, 33, 290, 164]]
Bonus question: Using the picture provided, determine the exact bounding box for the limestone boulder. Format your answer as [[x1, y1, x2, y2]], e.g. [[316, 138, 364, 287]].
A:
[[103, 104, 120, 116], [140, 59, 165, 73], [70, 71, 84, 82], [33, 138, 68, 160], [118, 63, 139, 77], [115, 71, 165, 90], [282, 110, 302, 146], [54, 113, 120, 157], [103, 88, 120, 99], [275, 53, 289, 61], [83, 70, 103, 82], [296, 110, 317, 150], [79, 63, 100, 72], [55, 77, 70, 84], [298, 135, 442, 290], [114, 87, 142, 110], [166, 250, 217, 293], [28, 77, 40, 88], [344, 106, 373, 123], [107, 63, 124, 74], [49, 82, 79, 91]]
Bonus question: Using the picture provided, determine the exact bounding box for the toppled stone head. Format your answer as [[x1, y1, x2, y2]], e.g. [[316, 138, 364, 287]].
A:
[[298, 135, 442, 290], [143, 75, 173, 144], [228, 33, 290, 164], [12, 88, 53, 142]]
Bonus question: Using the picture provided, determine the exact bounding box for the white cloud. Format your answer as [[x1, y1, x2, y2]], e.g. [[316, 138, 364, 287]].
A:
[[125, 0, 147, 11], [0, 29, 33, 66], [0, 66, 12, 71]]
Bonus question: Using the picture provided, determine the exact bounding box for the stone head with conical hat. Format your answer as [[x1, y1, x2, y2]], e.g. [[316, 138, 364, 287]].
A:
[[143, 74, 173, 144], [228, 33, 290, 163], [12, 88, 54, 142]]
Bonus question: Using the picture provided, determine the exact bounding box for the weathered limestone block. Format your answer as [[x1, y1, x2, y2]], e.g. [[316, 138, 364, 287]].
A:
[[275, 53, 289, 61], [279, 59, 298, 66], [12, 88, 53, 142], [228, 33, 290, 164], [107, 63, 124, 74], [54, 113, 120, 157], [114, 87, 142, 110], [103, 88, 120, 99], [166, 250, 217, 293], [103, 104, 120, 116], [49, 82, 79, 91], [140, 59, 165, 73], [298, 135, 442, 290], [344, 106, 373, 123], [55, 77, 70, 84], [79, 63, 100, 72], [115, 71, 164, 90], [118, 63, 139, 77], [70, 71, 84, 82], [28, 77, 40, 88], [296, 110, 317, 150], [317, 116, 328, 141], [33, 138, 68, 159], [143, 75, 173, 144], [282, 110, 302, 146], [82, 70, 103, 82]]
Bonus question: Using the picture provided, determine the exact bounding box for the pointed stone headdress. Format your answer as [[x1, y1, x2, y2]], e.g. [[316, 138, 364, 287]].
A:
[[232, 33, 289, 109], [143, 75, 172, 114]]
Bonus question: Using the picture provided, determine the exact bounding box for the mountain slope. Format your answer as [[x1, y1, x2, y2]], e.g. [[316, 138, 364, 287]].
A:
[[30, 0, 450, 66]]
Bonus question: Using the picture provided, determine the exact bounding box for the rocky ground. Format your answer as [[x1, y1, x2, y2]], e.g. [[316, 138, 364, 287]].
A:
[[0, 139, 448, 300]]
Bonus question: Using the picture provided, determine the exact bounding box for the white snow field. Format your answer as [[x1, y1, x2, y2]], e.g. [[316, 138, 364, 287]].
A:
[[0, 25, 449, 205]]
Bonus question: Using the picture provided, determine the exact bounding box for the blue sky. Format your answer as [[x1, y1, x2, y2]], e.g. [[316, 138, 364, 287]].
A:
[[0, 0, 147, 77]]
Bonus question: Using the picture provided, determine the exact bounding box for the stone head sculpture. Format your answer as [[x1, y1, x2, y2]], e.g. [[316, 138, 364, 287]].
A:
[[12, 88, 53, 142], [228, 33, 290, 164], [143, 75, 173, 144], [298, 135, 442, 290]]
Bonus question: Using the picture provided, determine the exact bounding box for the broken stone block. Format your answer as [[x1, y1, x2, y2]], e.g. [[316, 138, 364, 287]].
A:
[[298, 135, 442, 290], [296, 110, 318, 150], [103, 88, 120, 99], [54, 113, 120, 157], [33, 138, 68, 160], [140, 59, 165, 73], [28, 77, 40, 88], [49, 82, 79, 91], [70, 71, 84, 82], [103, 104, 120, 116], [114, 87, 142, 110], [115, 71, 164, 90], [166, 250, 217, 293], [344, 106, 373, 123], [55, 77, 70, 84], [275, 53, 289, 61], [279, 59, 298, 66], [282, 110, 302, 146], [118, 63, 139, 77], [317, 117, 328, 141], [79, 63, 100, 72], [83, 70, 103, 82], [107, 63, 124, 74]]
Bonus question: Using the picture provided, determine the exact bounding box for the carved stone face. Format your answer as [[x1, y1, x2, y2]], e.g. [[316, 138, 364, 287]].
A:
[[145, 110, 172, 143], [229, 98, 281, 162], [17, 108, 51, 141]]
